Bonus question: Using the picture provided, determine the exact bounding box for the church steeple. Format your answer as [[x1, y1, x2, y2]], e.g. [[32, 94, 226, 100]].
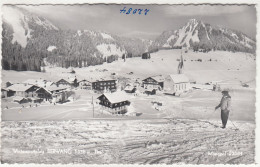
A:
[[177, 51, 184, 74]]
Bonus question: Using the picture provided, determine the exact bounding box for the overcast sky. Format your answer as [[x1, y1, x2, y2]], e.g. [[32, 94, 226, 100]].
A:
[[19, 4, 256, 40]]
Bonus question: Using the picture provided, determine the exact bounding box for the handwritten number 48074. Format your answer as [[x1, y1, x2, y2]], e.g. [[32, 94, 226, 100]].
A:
[[120, 7, 150, 15]]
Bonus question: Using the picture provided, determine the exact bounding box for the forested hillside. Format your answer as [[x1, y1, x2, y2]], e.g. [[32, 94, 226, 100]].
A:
[[2, 23, 44, 71], [2, 6, 151, 71]]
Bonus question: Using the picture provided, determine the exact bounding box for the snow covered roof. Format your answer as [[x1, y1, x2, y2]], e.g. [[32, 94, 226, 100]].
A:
[[45, 85, 70, 92], [1, 88, 8, 91], [42, 81, 54, 87], [23, 79, 54, 87], [23, 79, 45, 84], [144, 75, 164, 82], [169, 74, 190, 83], [55, 78, 69, 83], [124, 86, 135, 91], [36, 87, 52, 95], [68, 77, 77, 82], [192, 84, 213, 90], [78, 79, 88, 83], [8, 84, 36, 92], [30, 97, 42, 100], [55, 77, 77, 84], [99, 91, 129, 104], [145, 88, 156, 92], [13, 96, 27, 101], [88, 76, 116, 83]]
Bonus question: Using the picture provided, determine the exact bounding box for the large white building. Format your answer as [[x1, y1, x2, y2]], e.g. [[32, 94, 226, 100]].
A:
[[164, 74, 190, 95]]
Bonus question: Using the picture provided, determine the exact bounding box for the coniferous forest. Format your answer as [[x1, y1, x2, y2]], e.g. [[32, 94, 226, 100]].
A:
[[2, 19, 150, 72], [2, 23, 44, 71]]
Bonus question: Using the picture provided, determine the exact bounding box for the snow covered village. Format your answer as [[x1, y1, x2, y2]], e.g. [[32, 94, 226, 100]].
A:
[[1, 3, 257, 165]]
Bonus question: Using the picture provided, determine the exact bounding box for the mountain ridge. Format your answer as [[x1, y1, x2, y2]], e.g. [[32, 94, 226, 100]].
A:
[[2, 6, 256, 72], [149, 19, 255, 53]]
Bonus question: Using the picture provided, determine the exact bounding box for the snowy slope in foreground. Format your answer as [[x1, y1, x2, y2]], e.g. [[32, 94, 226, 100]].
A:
[[1, 119, 255, 164]]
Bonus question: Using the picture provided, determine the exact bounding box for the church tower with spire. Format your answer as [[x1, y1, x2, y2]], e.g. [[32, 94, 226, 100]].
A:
[[177, 51, 184, 74]]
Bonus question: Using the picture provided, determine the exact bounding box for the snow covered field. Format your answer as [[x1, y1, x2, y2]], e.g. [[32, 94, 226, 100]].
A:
[[2, 50, 256, 86], [1, 50, 256, 164], [1, 119, 255, 164]]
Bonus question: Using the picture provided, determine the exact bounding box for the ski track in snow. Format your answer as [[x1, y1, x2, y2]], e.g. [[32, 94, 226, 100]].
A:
[[1, 119, 255, 164]]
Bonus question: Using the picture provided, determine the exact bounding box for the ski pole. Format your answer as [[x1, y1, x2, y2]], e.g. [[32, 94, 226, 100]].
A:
[[229, 117, 239, 131], [228, 109, 239, 130]]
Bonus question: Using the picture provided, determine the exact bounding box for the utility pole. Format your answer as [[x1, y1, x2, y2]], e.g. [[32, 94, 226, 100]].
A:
[[92, 96, 94, 118]]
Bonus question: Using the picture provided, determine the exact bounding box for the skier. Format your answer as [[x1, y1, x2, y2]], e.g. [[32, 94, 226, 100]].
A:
[[215, 90, 232, 129]]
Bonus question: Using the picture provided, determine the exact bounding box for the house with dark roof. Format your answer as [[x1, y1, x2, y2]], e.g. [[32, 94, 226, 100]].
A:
[[97, 91, 130, 114], [164, 74, 191, 95], [142, 75, 164, 91]]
